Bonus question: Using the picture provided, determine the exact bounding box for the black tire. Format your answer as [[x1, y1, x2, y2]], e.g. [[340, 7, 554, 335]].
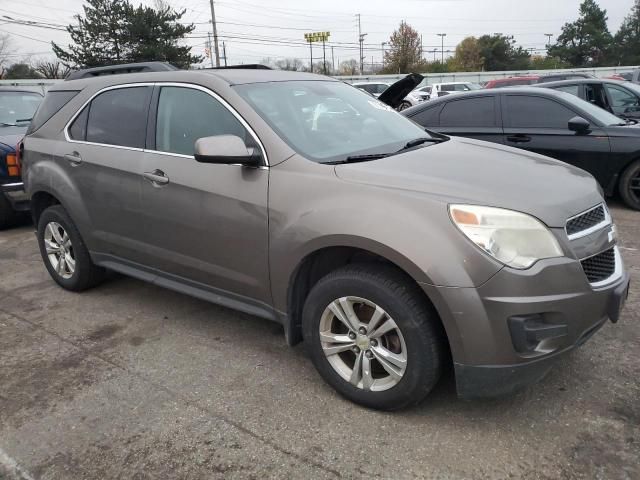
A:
[[0, 194, 17, 230], [619, 159, 640, 211], [302, 264, 445, 411], [397, 101, 411, 112], [36, 205, 105, 291]]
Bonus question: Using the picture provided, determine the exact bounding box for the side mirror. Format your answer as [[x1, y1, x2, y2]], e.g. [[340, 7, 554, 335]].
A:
[[194, 135, 261, 167], [568, 116, 591, 134]]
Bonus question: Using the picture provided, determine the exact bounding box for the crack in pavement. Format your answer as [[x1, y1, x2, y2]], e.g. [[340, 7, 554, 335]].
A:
[[0, 305, 342, 478]]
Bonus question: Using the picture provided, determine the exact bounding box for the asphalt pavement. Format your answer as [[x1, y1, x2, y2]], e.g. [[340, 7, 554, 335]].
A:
[[0, 204, 638, 480]]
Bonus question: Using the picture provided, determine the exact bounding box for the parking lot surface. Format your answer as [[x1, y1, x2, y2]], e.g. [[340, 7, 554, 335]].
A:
[[0, 204, 638, 480]]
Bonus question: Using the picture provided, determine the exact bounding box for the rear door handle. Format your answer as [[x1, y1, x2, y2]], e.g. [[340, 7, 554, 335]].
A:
[[142, 169, 170, 186], [64, 152, 82, 166], [506, 134, 531, 144]]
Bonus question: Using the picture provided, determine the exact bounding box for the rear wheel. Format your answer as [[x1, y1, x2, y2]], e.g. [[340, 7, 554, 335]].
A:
[[37, 205, 105, 291], [397, 101, 412, 111], [619, 159, 640, 210], [302, 264, 444, 410]]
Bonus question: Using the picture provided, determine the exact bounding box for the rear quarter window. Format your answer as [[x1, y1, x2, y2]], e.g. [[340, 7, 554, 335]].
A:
[[410, 104, 442, 127], [27, 90, 79, 134]]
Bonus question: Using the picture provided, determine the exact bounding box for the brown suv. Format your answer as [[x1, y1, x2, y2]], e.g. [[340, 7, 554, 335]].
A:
[[22, 64, 629, 410]]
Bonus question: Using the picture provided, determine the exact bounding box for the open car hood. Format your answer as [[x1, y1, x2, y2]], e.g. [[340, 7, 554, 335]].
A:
[[378, 73, 424, 109]]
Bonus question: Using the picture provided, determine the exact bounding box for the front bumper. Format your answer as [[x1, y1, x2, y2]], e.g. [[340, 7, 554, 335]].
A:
[[1, 181, 29, 212], [421, 255, 630, 399]]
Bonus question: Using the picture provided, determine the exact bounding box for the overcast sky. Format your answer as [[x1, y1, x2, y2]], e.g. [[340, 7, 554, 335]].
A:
[[0, 0, 635, 68]]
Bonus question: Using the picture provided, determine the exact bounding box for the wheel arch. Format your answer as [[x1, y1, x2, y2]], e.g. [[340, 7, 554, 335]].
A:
[[283, 243, 453, 363]]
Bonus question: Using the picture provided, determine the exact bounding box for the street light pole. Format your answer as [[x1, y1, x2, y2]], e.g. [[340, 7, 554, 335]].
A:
[[437, 33, 446, 64]]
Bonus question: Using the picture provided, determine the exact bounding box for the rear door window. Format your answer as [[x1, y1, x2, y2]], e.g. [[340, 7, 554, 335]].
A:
[[85, 86, 152, 148], [504, 95, 577, 129], [440, 97, 496, 127]]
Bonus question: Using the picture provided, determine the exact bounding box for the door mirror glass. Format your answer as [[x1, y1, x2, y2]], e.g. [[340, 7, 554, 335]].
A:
[[568, 116, 591, 133], [194, 135, 260, 166]]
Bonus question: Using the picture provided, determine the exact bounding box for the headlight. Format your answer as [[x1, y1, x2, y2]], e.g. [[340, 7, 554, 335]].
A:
[[449, 205, 563, 269]]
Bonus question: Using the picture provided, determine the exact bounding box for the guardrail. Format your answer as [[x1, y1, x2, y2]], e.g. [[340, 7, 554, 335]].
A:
[[336, 66, 638, 84]]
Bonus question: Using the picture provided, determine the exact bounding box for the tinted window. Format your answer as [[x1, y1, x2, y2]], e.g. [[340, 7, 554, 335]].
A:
[[441, 84, 457, 92], [554, 84, 580, 97], [372, 84, 388, 94], [86, 87, 151, 148], [504, 95, 577, 129], [411, 105, 441, 126], [605, 84, 640, 115], [440, 97, 495, 127], [155, 86, 248, 156], [68, 106, 89, 140], [27, 90, 71, 134]]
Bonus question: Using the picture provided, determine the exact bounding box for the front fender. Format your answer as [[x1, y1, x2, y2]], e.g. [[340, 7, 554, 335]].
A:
[[268, 157, 503, 312]]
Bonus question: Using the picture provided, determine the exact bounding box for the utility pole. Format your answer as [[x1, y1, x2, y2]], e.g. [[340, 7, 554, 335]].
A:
[[322, 38, 327, 74], [331, 46, 335, 74], [381, 42, 387, 68], [545, 33, 553, 51], [207, 32, 214, 68], [222, 41, 227, 67], [432, 48, 437, 62], [356, 14, 366, 75], [208, 0, 220, 67], [437, 33, 446, 64], [309, 40, 313, 73]]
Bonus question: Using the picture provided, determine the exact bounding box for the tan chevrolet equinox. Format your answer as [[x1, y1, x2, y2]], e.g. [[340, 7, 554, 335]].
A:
[[21, 63, 630, 410]]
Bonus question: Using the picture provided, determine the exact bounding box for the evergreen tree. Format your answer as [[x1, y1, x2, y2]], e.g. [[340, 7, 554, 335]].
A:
[[52, 0, 201, 69], [476, 35, 530, 71], [548, 0, 613, 67], [615, 0, 640, 65]]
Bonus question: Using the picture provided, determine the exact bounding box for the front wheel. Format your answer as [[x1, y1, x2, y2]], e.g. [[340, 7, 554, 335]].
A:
[[619, 159, 640, 210], [302, 264, 444, 410], [397, 101, 412, 111]]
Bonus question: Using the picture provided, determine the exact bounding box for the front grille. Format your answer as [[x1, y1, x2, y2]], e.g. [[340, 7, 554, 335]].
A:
[[581, 248, 616, 283], [566, 205, 606, 237]]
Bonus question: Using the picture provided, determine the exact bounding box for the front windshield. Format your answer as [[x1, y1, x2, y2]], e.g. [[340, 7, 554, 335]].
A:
[[0, 91, 42, 126], [235, 81, 433, 163], [555, 90, 625, 126]]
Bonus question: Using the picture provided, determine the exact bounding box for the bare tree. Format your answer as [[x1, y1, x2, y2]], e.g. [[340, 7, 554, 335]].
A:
[[339, 59, 358, 75], [274, 58, 304, 71], [34, 59, 71, 79], [0, 34, 14, 78]]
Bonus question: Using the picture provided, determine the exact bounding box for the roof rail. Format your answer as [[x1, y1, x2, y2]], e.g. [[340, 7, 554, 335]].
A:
[[65, 62, 179, 81]]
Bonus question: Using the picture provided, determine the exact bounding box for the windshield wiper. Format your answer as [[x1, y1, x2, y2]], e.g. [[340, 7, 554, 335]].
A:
[[324, 153, 391, 165], [0, 122, 17, 127], [396, 137, 444, 153], [16, 117, 32, 123]]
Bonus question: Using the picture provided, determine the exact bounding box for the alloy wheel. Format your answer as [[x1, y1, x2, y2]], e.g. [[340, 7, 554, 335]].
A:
[[630, 170, 640, 203], [319, 296, 407, 392], [43, 221, 76, 279]]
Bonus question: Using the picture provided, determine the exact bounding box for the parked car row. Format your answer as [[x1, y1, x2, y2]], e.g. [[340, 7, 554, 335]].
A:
[[17, 62, 629, 410], [0, 88, 42, 229]]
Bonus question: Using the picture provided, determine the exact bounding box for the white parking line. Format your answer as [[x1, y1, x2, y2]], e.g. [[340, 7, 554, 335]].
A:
[[0, 447, 35, 480]]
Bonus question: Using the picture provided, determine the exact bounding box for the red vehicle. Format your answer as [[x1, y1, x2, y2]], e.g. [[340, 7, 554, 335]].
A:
[[484, 75, 540, 89]]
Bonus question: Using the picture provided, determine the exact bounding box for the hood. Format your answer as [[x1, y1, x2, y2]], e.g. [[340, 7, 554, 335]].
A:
[[0, 126, 26, 152], [334, 137, 602, 228], [378, 73, 424, 109]]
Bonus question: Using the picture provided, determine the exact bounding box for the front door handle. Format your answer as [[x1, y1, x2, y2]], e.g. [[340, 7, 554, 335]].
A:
[[64, 152, 82, 166], [506, 134, 531, 144], [143, 169, 170, 186]]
